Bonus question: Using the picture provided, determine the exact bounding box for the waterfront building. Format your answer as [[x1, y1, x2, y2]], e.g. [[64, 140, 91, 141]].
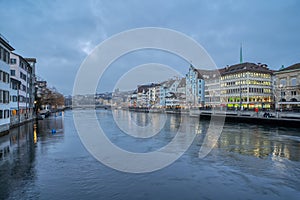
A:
[[137, 85, 149, 107], [198, 69, 224, 108], [135, 83, 160, 107], [159, 80, 173, 107], [146, 84, 162, 107], [129, 90, 137, 107], [0, 34, 14, 132], [9, 77, 20, 125], [274, 63, 300, 110], [25, 58, 37, 115], [220, 62, 273, 110], [176, 78, 186, 108], [185, 65, 205, 107], [112, 89, 134, 108], [159, 78, 182, 108], [165, 92, 179, 108], [10, 53, 34, 122]]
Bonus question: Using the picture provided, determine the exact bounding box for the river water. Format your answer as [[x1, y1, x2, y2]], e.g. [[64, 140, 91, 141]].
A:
[[0, 110, 299, 200]]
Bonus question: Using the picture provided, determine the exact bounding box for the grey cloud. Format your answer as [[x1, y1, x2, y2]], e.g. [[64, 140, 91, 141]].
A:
[[1, 0, 299, 94]]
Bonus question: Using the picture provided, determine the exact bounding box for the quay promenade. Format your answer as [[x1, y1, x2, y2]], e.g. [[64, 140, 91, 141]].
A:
[[190, 109, 300, 127]]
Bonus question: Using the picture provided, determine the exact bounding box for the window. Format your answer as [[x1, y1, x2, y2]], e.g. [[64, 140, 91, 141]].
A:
[[1, 72, 9, 83], [4, 110, 9, 118], [10, 58, 16, 64], [3, 91, 9, 103], [291, 77, 297, 86], [0, 47, 3, 61], [280, 79, 286, 86], [11, 81, 18, 90], [10, 69, 15, 76], [0, 110, 3, 119], [22, 84, 26, 92], [5, 72, 9, 83], [13, 96, 18, 102], [20, 72, 27, 81], [291, 91, 297, 96]]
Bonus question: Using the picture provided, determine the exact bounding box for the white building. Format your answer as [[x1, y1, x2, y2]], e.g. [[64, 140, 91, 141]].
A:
[[185, 65, 205, 107], [136, 83, 160, 107], [198, 69, 223, 108], [158, 78, 184, 107], [0, 35, 14, 133], [10, 53, 34, 122], [10, 77, 20, 125]]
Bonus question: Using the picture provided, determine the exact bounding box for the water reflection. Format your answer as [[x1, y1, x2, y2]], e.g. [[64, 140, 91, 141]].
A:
[[102, 109, 300, 162], [0, 115, 64, 200], [217, 123, 300, 161], [0, 122, 36, 200]]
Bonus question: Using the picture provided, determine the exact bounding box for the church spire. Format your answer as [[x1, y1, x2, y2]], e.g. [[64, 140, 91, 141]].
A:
[[240, 43, 243, 63]]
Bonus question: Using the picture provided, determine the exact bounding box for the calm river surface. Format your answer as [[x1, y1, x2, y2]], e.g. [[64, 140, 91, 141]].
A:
[[0, 110, 299, 200]]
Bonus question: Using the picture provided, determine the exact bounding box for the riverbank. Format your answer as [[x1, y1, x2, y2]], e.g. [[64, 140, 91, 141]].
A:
[[189, 109, 300, 128], [0, 118, 36, 137], [124, 107, 300, 128]]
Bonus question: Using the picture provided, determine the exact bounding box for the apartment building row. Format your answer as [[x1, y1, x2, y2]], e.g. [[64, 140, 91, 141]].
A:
[[127, 62, 300, 111], [0, 35, 36, 133]]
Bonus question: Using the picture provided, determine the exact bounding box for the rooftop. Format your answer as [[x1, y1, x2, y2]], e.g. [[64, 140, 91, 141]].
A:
[[222, 62, 272, 75], [197, 68, 224, 79], [278, 63, 300, 72], [137, 83, 160, 93], [0, 34, 14, 51], [177, 78, 186, 87], [25, 58, 37, 63]]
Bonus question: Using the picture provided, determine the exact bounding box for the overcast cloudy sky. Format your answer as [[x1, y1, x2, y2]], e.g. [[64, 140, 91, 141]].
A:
[[1, 0, 299, 94]]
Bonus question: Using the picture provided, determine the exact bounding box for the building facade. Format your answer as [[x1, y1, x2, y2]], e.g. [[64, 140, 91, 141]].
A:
[[9, 77, 20, 125], [185, 65, 205, 107], [25, 58, 37, 115], [0, 35, 14, 133], [199, 69, 224, 108], [274, 63, 300, 110], [10, 53, 34, 122], [220, 62, 273, 110]]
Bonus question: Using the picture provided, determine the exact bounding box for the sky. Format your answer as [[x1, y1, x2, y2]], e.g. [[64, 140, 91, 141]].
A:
[[0, 0, 299, 94]]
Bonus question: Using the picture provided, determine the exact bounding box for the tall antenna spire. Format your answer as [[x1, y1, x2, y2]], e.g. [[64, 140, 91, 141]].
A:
[[240, 43, 243, 63]]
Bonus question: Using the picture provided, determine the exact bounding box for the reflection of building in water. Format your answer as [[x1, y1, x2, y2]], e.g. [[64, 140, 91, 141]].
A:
[[217, 125, 299, 161], [37, 113, 64, 133], [0, 122, 36, 200], [169, 114, 182, 132], [272, 143, 291, 160], [0, 140, 10, 159]]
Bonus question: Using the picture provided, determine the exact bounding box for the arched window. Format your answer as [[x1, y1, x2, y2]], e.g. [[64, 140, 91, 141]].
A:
[[290, 98, 298, 102]]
